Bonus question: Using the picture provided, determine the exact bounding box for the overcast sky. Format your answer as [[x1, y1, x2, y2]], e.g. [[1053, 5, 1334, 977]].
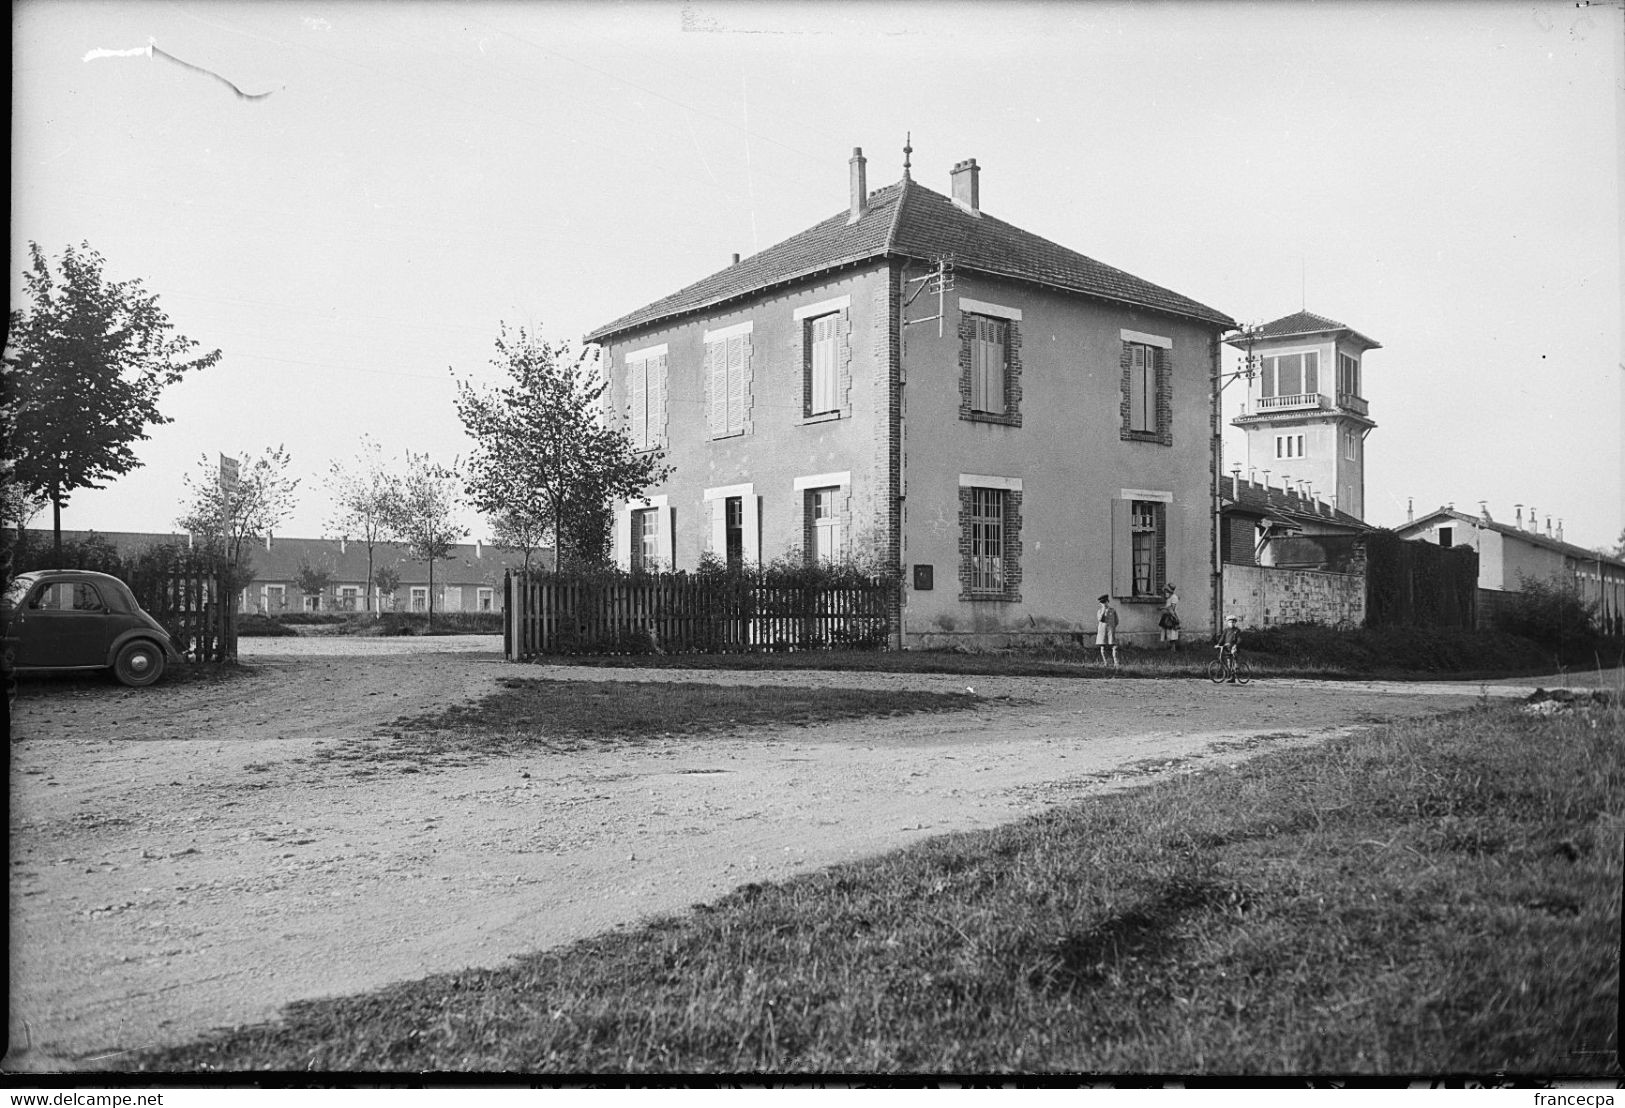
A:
[[11, 0, 1624, 551]]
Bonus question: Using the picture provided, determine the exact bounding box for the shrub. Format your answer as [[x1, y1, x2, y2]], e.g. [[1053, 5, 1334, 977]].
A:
[[238, 614, 299, 637], [1493, 574, 1599, 654], [375, 611, 503, 636]]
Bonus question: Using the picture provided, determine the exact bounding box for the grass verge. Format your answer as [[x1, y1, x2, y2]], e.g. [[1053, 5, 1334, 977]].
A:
[[132, 693, 1620, 1075], [313, 677, 989, 771]]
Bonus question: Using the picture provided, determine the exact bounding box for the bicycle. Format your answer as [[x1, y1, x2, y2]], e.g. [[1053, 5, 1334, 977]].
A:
[[1207, 646, 1252, 685]]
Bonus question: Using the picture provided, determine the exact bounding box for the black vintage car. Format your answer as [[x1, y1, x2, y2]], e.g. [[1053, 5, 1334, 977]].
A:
[[2, 569, 183, 687]]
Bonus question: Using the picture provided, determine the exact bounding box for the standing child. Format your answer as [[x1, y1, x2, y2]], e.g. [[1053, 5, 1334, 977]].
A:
[[1158, 583, 1182, 651], [1096, 594, 1119, 667]]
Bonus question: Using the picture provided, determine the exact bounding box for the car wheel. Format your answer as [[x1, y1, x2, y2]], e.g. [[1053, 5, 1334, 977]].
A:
[[114, 640, 166, 687]]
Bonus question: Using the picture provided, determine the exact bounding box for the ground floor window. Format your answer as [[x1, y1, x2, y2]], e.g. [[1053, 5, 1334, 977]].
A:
[[478, 587, 494, 612], [410, 587, 428, 612], [632, 507, 661, 571], [337, 586, 360, 611], [958, 476, 1023, 601], [807, 487, 844, 563], [1113, 495, 1168, 599], [969, 489, 1005, 592]]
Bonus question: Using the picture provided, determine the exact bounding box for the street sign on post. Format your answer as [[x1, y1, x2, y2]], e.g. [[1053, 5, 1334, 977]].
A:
[[218, 453, 240, 496]]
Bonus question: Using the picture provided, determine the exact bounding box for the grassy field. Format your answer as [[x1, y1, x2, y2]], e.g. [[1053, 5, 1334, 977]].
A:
[[131, 691, 1620, 1075]]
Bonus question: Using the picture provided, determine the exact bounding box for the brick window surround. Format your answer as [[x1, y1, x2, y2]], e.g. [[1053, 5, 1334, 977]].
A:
[[795, 296, 852, 420], [1119, 329, 1173, 446], [957, 475, 1023, 601], [958, 301, 1023, 427]]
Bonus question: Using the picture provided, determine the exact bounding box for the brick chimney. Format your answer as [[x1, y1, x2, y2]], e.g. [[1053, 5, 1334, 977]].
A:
[[848, 147, 867, 224], [951, 157, 981, 214]]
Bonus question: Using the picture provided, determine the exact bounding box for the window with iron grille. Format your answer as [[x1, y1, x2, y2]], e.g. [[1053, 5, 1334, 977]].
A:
[[1130, 500, 1164, 598], [969, 488, 1005, 593]]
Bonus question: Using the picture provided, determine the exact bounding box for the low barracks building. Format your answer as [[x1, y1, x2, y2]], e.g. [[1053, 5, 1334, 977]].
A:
[[587, 148, 1236, 648]]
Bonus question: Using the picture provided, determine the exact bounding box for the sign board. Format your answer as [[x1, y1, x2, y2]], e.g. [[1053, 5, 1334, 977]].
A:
[[218, 453, 240, 496]]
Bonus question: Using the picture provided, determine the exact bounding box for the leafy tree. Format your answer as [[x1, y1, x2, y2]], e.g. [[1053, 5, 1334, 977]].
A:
[[326, 435, 402, 615], [390, 451, 465, 628], [489, 506, 551, 574], [374, 565, 401, 612], [294, 559, 333, 609], [1612, 528, 1625, 560], [176, 445, 299, 632], [454, 325, 668, 571], [5, 241, 221, 562]]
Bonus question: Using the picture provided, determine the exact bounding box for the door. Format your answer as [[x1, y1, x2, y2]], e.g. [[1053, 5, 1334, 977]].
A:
[[16, 580, 112, 668]]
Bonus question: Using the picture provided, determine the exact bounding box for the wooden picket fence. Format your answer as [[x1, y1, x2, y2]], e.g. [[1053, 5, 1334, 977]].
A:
[[125, 547, 235, 663], [505, 569, 896, 659]]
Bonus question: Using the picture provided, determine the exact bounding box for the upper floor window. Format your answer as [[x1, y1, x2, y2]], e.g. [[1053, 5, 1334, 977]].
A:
[[704, 322, 753, 439], [959, 300, 1022, 426], [1275, 433, 1306, 459], [1337, 352, 1361, 398], [806, 313, 841, 416], [1120, 330, 1172, 444], [1261, 352, 1319, 399], [626, 345, 668, 450]]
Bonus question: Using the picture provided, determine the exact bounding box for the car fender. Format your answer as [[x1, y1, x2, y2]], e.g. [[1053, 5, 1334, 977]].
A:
[[106, 628, 183, 668]]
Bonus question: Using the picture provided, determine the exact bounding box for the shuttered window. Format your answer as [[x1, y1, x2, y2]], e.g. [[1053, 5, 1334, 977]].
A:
[[1128, 343, 1155, 432], [807, 313, 839, 415], [626, 352, 666, 449], [707, 333, 750, 437], [1111, 498, 1169, 599], [969, 315, 1008, 414]]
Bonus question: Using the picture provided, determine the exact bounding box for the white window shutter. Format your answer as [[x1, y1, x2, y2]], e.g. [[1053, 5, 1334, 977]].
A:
[[745, 495, 761, 565], [708, 341, 728, 436], [660, 506, 677, 568], [651, 355, 667, 446], [726, 335, 746, 434], [629, 357, 648, 447], [811, 315, 838, 413], [709, 497, 726, 557], [613, 502, 632, 570]]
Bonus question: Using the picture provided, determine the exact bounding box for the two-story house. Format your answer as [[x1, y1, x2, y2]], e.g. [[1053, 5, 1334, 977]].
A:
[[585, 148, 1236, 648]]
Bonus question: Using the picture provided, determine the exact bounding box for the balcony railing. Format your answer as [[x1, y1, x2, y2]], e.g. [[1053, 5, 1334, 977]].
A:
[[1337, 392, 1369, 416], [1255, 393, 1327, 412]]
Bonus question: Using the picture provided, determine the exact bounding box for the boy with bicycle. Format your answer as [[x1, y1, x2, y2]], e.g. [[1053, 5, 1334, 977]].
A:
[[1215, 616, 1243, 683]]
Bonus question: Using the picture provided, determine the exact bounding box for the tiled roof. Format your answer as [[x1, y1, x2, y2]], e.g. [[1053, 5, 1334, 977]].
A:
[[1399, 509, 1625, 570], [1228, 310, 1381, 350], [586, 177, 1236, 343], [20, 530, 540, 586], [1221, 478, 1369, 531]]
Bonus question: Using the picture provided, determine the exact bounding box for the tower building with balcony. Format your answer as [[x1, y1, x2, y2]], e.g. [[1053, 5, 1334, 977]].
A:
[[1225, 310, 1378, 520]]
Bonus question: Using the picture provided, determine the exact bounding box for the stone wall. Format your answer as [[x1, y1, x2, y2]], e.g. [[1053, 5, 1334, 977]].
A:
[[1223, 564, 1365, 628]]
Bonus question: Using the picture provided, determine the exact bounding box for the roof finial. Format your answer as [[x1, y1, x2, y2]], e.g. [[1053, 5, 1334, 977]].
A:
[[903, 132, 913, 180]]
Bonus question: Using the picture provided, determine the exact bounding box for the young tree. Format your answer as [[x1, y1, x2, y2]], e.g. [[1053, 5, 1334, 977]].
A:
[[294, 559, 333, 610], [6, 241, 222, 561], [374, 565, 401, 612], [326, 435, 402, 615], [176, 445, 300, 622], [454, 325, 669, 571], [490, 505, 551, 574], [390, 451, 466, 628]]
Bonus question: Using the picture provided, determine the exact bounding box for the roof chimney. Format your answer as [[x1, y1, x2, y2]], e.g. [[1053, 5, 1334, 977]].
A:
[[1407, 497, 1413, 524], [1514, 504, 1523, 529], [1528, 505, 1536, 531], [1557, 519, 1564, 542], [848, 147, 868, 224], [731, 252, 740, 265], [1231, 464, 1241, 499], [1545, 515, 1553, 537], [950, 157, 981, 215], [1478, 500, 1490, 523]]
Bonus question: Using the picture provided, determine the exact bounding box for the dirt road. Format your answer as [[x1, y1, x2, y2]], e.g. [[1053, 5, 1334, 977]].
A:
[[4, 642, 1587, 1070]]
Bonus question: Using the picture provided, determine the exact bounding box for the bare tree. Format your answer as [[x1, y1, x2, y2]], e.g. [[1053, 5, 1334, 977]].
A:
[[389, 451, 465, 629], [326, 435, 402, 616]]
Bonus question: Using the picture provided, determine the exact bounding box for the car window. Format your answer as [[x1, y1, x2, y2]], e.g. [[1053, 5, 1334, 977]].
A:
[[3, 577, 33, 607], [29, 582, 105, 612]]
